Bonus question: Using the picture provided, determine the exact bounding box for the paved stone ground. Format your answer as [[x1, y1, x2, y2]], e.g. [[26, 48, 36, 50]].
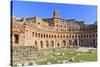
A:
[[75, 47, 97, 52]]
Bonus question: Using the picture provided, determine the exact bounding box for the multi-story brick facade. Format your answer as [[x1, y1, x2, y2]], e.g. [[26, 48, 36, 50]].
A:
[[11, 10, 97, 49], [11, 10, 97, 66]]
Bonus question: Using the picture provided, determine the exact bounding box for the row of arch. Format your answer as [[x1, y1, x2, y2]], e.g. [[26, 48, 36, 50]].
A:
[[32, 32, 97, 39], [35, 40, 66, 48], [68, 27, 97, 32], [34, 39, 97, 49]]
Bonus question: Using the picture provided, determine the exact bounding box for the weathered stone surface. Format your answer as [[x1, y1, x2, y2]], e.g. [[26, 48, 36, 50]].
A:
[[11, 46, 38, 66]]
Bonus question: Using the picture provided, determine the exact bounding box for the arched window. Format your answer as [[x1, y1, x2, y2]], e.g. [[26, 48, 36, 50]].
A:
[[78, 35, 80, 38], [66, 35, 68, 38], [52, 35, 53, 38], [41, 34, 43, 38], [61, 25, 62, 27], [60, 35, 62, 38], [46, 34, 48, 38], [89, 35, 91, 37], [87, 35, 88, 37], [72, 29, 74, 31], [75, 35, 77, 38], [49, 35, 51, 38], [58, 35, 59, 38], [80, 29, 82, 31], [38, 33, 40, 37], [93, 34, 95, 37], [32, 32, 34, 37], [44, 34, 45, 38], [55, 35, 56, 38], [35, 33, 37, 37], [38, 22, 40, 24], [63, 35, 65, 38], [84, 35, 86, 38], [72, 35, 74, 38]]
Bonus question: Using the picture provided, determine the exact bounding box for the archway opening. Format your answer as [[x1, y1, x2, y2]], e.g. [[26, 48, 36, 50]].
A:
[[51, 41, 54, 47], [46, 40, 49, 48], [40, 41, 43, 48], [14, 34, 19, 44]]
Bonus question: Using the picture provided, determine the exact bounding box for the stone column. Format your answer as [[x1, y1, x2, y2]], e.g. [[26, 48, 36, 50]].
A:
[[77, 36, 79, 48], [66, 40, 68, 47]]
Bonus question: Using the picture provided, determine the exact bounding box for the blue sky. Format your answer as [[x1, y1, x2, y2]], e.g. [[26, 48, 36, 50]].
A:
[[11, 1, 97, 24]]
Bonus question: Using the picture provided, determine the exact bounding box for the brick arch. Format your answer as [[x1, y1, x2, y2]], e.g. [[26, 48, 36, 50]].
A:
[[57, 42, 60, 47], [46, 40, 49, 48], [40, 40, 43, 48], [69, 40, 72, 45], [35, 41, 37, 45], [51, 40, 54, 47], [62, 40, 66, 46]]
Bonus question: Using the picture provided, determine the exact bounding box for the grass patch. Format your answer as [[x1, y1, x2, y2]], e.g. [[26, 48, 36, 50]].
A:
[[36, 47, 97, 65]]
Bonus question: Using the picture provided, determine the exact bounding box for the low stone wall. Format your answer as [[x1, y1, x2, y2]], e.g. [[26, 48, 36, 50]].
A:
[[11, 46, 39, 66]]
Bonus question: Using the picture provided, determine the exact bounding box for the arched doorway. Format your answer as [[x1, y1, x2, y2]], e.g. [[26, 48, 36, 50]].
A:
[[69, 40, 72, 45], [46, 40, 49, 48], [51, 41, 54, 47], [57, 42, 60, 47], [62, 40, 66, 46], [80, 40, 83, 47], [93, 39, 96, 47], [35, 41, 37, 45], [14, 34, 19, 44], [74, 39, 77, 45], [34, 41, 38, 50], [40, 41, 43, 48]]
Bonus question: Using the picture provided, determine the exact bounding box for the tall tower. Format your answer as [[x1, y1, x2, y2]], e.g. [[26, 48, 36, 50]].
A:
[[51, 10, 61, 27], [53, 10, 60, 18]]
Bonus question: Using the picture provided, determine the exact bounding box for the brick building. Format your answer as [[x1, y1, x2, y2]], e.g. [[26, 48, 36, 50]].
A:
[[11, 10, 97, 49], [11, 10, 97, 66]]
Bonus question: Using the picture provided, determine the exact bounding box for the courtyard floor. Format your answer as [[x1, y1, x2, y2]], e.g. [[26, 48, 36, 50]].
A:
[[36, 47, 97, 65]]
